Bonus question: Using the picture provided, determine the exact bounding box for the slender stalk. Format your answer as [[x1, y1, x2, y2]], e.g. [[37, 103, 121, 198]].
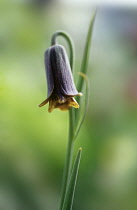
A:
[[51, 31, 76, 210], [51, 31, 74, 73], [60, 109, 75, 210]]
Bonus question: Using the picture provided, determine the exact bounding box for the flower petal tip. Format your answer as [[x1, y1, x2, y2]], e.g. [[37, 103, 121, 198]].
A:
[[38, 99, 49, 107], [78, 92, 83, 96], [69, 98, 79, 109]]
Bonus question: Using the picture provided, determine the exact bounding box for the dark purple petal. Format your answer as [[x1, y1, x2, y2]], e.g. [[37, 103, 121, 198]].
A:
[[44, 48, 54, 97], [50, 45, 79, 96]]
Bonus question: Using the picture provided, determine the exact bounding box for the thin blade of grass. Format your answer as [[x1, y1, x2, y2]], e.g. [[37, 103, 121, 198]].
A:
[[75, 73, 90, 140], [62, 148, 82, 210], [76, 10, 96, 126], [77, 10, 96, 93]]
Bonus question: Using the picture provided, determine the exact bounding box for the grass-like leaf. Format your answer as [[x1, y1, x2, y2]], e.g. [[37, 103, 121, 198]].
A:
[[75, 10, 96, 127], [62, 148, 82, 210], [75, 73, 90, 139], [77, 10, 96, 93]]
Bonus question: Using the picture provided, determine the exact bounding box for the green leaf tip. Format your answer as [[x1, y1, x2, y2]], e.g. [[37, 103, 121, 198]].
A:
[[62, 148, 82, 210], [77, 9, 96, 94], [75, 10, 96, 132]]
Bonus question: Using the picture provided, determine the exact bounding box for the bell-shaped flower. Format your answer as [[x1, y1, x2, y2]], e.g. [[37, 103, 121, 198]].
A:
[[38, 44, 82, 112]]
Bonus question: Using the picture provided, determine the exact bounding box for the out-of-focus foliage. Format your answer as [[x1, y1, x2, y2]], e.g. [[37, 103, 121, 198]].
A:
[[0, 1, 137, 210]]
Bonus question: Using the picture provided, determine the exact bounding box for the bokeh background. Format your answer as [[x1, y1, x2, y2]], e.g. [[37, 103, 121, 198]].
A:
[[0, 0, 137, 210]]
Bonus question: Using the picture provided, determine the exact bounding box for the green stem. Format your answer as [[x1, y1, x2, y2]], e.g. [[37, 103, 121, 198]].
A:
[[60, 98, 76, 209], [51, 31, 74, 73], [51, 31, 76, 210], [60, 111, 74, 210]]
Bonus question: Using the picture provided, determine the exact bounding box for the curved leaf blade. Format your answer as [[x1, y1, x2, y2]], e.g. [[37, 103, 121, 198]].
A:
[[75, 73, 90, 139], [77, 9, 96, 93], [62, 148, 82, 210]]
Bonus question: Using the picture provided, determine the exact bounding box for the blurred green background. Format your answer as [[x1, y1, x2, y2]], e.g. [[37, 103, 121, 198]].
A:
[[0, 0, 137, 210]]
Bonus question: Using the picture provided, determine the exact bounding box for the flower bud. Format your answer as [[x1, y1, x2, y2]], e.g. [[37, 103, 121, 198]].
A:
[[39, 44, 82, 112]]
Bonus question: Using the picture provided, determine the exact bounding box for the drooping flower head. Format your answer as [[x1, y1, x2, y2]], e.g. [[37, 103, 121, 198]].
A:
[[39, 44, 82, 112]]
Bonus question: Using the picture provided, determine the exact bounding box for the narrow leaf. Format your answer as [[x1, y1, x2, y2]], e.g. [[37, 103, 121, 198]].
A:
[[75, 73, 90, 139], [77, 10, 96, 92], [76, 10, 96, 125], [62, 148, 82, 210]]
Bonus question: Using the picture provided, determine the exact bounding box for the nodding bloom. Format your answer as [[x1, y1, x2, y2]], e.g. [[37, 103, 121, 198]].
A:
[[38, 44, 82, 113]]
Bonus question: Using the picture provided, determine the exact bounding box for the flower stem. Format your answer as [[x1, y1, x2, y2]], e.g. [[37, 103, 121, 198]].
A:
[[51, 31, 74, 73], [51, 31, 76, 210], [60, 110, 75, 210]]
